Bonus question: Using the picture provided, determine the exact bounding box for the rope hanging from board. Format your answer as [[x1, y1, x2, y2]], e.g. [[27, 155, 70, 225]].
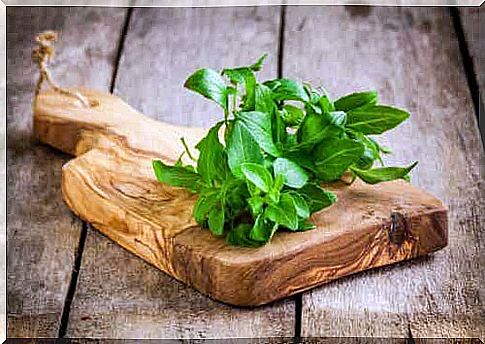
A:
[[32, 30, 90, 108]]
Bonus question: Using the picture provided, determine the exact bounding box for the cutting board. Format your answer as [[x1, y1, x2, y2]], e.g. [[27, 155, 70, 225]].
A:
[[33, 88, 448, 306]]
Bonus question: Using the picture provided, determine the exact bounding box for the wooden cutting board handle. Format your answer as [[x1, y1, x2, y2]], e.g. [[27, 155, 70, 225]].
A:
[[34, 87, 205, 162], [33, 87, 448, 306]]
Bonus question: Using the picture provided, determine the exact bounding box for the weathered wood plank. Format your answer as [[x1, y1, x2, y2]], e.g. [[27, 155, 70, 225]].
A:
[[113, 7, 280, 126], [283, 6, 484, 337], [66, 6, 295, 338], [459, 7, 484, 110], [6, 7, 126, 337]]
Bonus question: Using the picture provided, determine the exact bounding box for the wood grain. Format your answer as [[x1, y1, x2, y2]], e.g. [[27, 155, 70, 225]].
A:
[[6, 7, 127, 337], [65, 7, 296, 338], [460, 6, 484, 84], [283, 6, 484, 338], [113, 7, 280, 126], [459, 6, 484, 113], [34, 87, 447, 306]]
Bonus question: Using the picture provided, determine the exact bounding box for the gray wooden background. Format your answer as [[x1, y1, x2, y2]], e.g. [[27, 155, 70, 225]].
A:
[[6, 5, 484, 340]]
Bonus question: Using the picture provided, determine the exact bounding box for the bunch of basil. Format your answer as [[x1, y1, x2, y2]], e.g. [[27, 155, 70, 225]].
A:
[[153, 55, 417, 247]]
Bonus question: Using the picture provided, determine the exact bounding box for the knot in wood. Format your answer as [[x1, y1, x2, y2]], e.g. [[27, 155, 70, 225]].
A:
[[389, 212, 409, 246]]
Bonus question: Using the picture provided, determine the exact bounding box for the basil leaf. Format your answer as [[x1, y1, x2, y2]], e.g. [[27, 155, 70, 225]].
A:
[[297, 112, 343, 149], [193, 191, 219, 224], [347, 105, 410, 135], [273, 157, 309, 189], [208, 207, 225, 236], [349, 131, 381, 169], [287, 191, 310, 218], [225, 179, 249, 213], [249, 214, 273, 242], [255, 84, 276, 114], [248, 196, 264, 216], [282, 104, 305, 126], [226, 223, 261, 247], [195, 122, 228, 184], [273, 173, 285, 192], [263, 78, 310, 102], [236, 111, 281, 156], [326, 111, 347, 127], [249, 53, 268, 71], [222, 67, 256, 110], [282, 152, 319, 175], [240, 163, 273, 193], [227, 121, 264, 178], [184, 68, 228, 109], [313, 136, 365, 181], [334, 91, 378, 112], [351, 162, 418, 184], [297, 219, 316, 231], [265, 193, 298, 230], [152, 160, 203, 192], [299, 183, 337, 213], [319, 94, 335, 114]]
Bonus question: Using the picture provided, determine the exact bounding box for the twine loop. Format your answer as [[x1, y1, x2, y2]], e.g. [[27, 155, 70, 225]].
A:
[[32, 30, 90, 107]]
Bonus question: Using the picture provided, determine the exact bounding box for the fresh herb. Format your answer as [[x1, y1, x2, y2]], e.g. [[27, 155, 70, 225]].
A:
[[153, 55, 417, 247]]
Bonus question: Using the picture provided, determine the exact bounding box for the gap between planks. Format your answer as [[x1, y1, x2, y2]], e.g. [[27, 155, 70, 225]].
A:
[[277, 4, 304, 340], [57, 8, 134, 337], [449, 8, 482, 125]]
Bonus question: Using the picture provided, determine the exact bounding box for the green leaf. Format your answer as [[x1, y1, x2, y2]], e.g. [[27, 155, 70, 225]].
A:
[[249, 54, 268, 71], [226, 223, 261, 247], [273, 173, 285, 191], [184, 68, 228, 109], [208, 207, 225, 236], [225, 179, 249, 213], [313, 136, 365, 181], [195, 122, 228, 184], [296, 112, 343, 149], [351, 162, 418, 184], [297, 219, 316, 231], [249, 214, 273, 242], [240, 163, 273, 193], [349, 131, 381, 169], [193, 191, 219, 224], [273, 157, 309, 189], [287, 191, 310, 218], [282, 152, 320, 175], [222, 67, 256, 110], [319, 94, 335, 114], [326, 111, 347, 127], [347, 105, 410, 135], [255, 84, 276, 114], [282, 104, 305, 126], [227, 121, 264, 178], [248, 196, 264, 216], [334, 91, 378, 112], [273, 109, 286, 146], [153, 160, 203, 192], [263, 78, 310, 102], [236, 111, 281, 156], [299, 183, 337, 213], [265, 193, 298, 230]]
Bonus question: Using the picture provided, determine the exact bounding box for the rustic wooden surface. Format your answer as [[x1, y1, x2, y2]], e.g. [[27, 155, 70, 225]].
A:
[[6, 5, 484, 340], [33, 88, 447, 306], [64, 7, 296, 339], [459, 6, 484, 123], [283, 6, 484, 338], [6, 7, 126, 337]]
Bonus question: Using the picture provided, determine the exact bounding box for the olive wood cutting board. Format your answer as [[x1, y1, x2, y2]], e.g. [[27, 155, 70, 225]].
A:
[[33, 88, 448, 306]]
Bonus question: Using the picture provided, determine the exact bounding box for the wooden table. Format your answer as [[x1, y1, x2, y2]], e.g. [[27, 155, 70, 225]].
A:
[[6, 5, 484, 340]]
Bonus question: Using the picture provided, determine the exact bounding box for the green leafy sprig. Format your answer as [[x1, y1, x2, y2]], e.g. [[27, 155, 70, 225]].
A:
[[153, 55, 417, 247]]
